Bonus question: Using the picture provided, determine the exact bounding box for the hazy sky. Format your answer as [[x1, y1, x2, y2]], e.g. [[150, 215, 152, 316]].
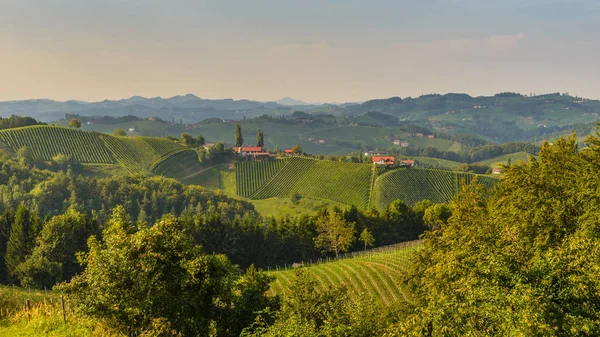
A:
[[1, 0, 600, 102]]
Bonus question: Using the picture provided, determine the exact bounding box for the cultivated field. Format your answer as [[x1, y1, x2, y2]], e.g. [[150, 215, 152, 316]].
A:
[[267, 241, 421, 306]]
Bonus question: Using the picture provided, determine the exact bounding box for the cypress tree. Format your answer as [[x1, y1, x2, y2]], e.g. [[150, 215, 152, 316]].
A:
[[235, 124, 244, 147], [0, 209, 14, 283]]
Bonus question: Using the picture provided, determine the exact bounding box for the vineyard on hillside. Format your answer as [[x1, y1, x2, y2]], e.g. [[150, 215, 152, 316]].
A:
[[374, 168, 498, 208], [100, 135, 164, 174], [182, 166, 222, 190], [267, 241, 421, 306], [248, 157, 373, 209], [0, 126, 114, 163], [141, 137, 184, 157], [236, 159, 289, 197], [150, 149, 204, 179]]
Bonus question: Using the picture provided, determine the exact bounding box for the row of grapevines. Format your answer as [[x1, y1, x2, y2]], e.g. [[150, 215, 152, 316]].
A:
[[151, 149, 203, 179], [251, 157, 372, 209], [141, 137, 184, 157], [0, 126, 113, 163], [235, 159, 289, 197], [268, 244, 420, 305], [375, 168, 500, 208]]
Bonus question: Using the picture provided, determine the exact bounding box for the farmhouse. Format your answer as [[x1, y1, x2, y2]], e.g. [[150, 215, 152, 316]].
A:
[[393, 139, 401, 145], [400, 159, 414, 167], [284, 149, 299, 156], [253, 152, 272, 160], [364, 151, 375, 157], [416, 133, 424, 137], [372, 156, 395, 167], [492, 168, 503, 175], [318, 139, 325, 144], [235, 146, 263, 156], [400, 141, 409, 147], [427, 135, 435, 139]]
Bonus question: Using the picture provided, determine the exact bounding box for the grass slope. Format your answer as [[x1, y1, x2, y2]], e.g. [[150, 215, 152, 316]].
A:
[[267, 242, 421, 306], [374, 168, 498, 208], [474, 151, 533, 168]]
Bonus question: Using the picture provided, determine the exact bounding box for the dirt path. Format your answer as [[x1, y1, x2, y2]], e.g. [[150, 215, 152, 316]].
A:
[[180, 165, 217, 180]]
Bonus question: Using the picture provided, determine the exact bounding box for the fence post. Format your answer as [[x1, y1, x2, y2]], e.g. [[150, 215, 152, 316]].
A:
[[60, 295, 66, 323], [25, 299, 31, 322]]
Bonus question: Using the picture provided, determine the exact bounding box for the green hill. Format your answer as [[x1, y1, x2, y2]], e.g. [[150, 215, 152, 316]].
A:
[[267, 242, 420, 306], [374, 167, 498, 207], [474, 151, 533, 168], [235, 158, 498, 210], [244, 157, 373, 209], [0, 125, 188, 175]]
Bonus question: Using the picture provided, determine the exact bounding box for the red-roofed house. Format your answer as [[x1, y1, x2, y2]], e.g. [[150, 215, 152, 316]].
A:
[[372, 156, 395, 166], [284, 148, 299, 156], [400, 159, 414, 167], [235, 146, 263, 155], [253, 152, 272, 159]]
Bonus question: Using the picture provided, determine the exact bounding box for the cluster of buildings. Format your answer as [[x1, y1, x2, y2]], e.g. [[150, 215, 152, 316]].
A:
[[234, 146, 302, 160]]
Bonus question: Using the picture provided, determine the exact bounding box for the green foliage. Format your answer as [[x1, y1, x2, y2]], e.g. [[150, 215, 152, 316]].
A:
[[0, 115, 44, 130], [235, 123, 244, 147], [63, 208, 276, 337], [255, 269, 392, 336], [256, 128, 264, 147], [16, 209, 97, 288], [391, 130, 600, 336], [112, 128, 126, 136], [359, 228, 375, 251], [292, 143, 302, 154], [68, 118, 81, 129], [314, 212, 355, 257], [4, 205, 38, 280]]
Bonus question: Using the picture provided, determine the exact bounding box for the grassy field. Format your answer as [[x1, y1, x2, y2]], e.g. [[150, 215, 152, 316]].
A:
[[474, 151, 533, 168], [267, 241, 421, 306]]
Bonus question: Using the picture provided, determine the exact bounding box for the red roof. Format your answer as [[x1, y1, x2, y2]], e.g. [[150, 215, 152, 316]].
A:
[[284, 149, 293, 153], [400, 159, 414, 165], [372, 156, 395, 164], [235, 146, 263, 152]]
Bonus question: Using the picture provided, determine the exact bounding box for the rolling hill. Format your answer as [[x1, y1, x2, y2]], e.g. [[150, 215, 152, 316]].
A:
[[0, 125, 188, 175], [267, 241, 421, 306], [235, 158, 498, 210]]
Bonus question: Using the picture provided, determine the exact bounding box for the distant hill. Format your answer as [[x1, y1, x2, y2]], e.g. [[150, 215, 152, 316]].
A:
[[273, 97, 313, 106]]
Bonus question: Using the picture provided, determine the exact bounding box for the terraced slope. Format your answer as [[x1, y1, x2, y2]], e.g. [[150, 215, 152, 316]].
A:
[[100, 135, 164, 174], [236, 159, 289, 197], [267, 242, 420, 306], [0, 126, 113, 163], [375, 168, 498, 208], [249, 157, 373, 209], [142, 137, 184, 157]]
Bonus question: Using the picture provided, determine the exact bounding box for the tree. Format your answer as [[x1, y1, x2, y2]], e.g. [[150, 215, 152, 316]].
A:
[[16, 146, 33, 167], [292, 144, 302, 155], [256, 129, 264, 147], [235, 124, 244, 147], [0, 209, 14, 284], [314, 212, 355, 258], [113, 128, 127, 136], [69, 118, 82, 129], [63, 208, 275, 337], [359, 228, 375, 251], [4, 204, 37, 280], [195, 135, 205, 146], [181, 132, 193, 145], [16, 208, 97, 288]]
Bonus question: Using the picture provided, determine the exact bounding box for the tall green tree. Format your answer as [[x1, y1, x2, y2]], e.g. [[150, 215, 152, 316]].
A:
[[256, 128, 264, 147], [4, 204, 38, 280], [0, 209, 14, 283], [359, 228, 374, 251], [235, 124, 244, 147], [314, 212, 355, 258]]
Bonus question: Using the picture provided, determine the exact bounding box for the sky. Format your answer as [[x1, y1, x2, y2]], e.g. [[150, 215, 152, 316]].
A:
[[1, 0, 600, 103]]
